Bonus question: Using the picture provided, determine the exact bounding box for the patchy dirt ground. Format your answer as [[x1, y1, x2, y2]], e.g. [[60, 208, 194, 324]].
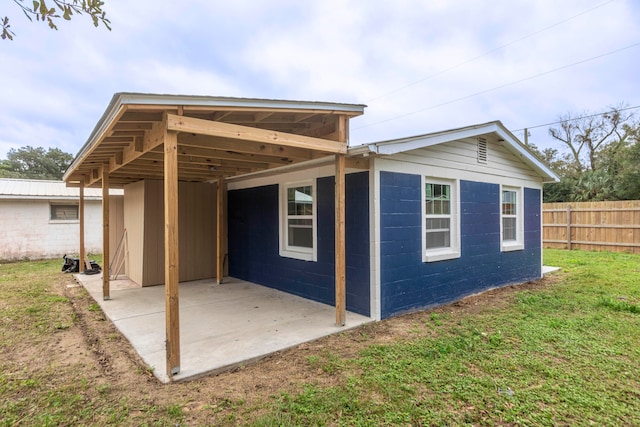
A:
[[21, 273, 557, 425]]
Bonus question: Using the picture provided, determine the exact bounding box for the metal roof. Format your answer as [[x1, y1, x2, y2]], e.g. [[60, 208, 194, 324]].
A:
[[0, 178, 122, 200]]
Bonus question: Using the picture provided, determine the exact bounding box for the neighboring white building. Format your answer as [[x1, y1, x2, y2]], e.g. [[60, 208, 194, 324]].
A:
[[0, 178, 122, 260]]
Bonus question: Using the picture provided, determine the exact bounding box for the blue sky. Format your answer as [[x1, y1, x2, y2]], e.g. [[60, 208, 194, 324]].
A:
[[1, 0, 638, 160]]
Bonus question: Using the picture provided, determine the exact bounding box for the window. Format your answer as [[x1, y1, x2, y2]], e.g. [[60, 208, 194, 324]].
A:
[[50, 204, 79, 221], [423, 178, 460, 262], [501, 186, 524, 251], [425, 183, 451, 249], [280, 182, 317, 261]]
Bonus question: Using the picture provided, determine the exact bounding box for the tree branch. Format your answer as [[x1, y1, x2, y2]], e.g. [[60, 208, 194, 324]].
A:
[[2, 0, 110, 40]]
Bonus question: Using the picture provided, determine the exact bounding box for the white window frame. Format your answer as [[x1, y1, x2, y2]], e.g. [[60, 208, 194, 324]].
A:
[[501, 185, 524, 251], [279, 180, 317, 262], [422, 177, 460, 262], [49, 203, 79, 223]]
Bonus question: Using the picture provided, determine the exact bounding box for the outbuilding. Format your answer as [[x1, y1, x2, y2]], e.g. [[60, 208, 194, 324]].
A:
[[0, 178, 122, 261], [63, 93, 557, 380]]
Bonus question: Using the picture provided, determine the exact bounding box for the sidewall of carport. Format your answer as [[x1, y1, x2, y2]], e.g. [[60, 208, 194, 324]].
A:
[[226, 170, 371, 317]]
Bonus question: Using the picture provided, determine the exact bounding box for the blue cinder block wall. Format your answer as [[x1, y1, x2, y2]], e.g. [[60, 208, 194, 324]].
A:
[[227, 172, 370, 316], [379, 171, 541, 319]]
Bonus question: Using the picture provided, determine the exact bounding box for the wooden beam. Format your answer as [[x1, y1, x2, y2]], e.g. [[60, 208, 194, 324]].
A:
[[119, 111, 163, 122], [125, 159, 255, 177], [177, 144, 294, 166], [134, 136, 144, 152], [178, 133, 315, 161], [216, 177, 224, 285], [335, 153, 346, 326], [294, 112, 318, 123], [142, 151, 269, 170], [112, 122, 154, 131], [337, 115, 348, 143], [166, 114, 347, 154], [79, 186, 87, 271], [345, 157, 370, 170], [103, 136, 134, 143], [164, 128, 181, 379], [109, 151, 124, 170], [111, 130, 146, 137], [102, 168, 110, 300], [254, 112, 274, 122]]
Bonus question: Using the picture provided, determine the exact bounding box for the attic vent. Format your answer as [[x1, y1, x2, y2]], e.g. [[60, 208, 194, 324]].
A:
[[477, 137, 488, 164]]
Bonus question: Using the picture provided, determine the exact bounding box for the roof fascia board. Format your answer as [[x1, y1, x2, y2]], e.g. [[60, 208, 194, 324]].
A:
[[347, 144, 378, 156], [368, 121, 559, 182], [493, 127, 559, 182], [117, 93, 366, 114], [375, 123, 501, 155]]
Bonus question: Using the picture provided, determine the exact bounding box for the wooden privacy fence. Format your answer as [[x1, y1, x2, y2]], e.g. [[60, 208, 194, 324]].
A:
[[543, 200, 640, 254]]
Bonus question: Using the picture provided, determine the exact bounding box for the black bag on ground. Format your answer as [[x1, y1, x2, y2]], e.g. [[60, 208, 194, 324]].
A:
[[62, 254, 101, 274]]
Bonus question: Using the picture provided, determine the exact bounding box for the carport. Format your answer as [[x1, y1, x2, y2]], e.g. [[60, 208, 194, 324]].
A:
[[63, 93, 367, 381]]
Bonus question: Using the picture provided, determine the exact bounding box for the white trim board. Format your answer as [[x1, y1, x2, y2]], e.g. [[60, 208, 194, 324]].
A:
[[374, 157, 543, 190], [369, 158, 382, 321]]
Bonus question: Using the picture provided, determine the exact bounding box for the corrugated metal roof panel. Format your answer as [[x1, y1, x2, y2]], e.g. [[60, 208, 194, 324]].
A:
[[0, 178, 123, 200]]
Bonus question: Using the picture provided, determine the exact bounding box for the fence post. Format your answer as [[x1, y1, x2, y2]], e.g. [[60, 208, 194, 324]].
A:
[[566, 205, 572, 250]]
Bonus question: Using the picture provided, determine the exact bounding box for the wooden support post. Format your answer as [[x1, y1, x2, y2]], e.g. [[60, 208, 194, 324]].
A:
[[79, 186, 87, 271], [335, 153, 346, 326], [216, 177, 224, 285], [101, 169, 110, 300], [566, 205, 572, 251], [164, 129, 181, 378]]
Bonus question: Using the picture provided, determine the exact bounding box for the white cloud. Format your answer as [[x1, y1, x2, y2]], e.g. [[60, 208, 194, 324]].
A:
[[0, 0, 638, 158]]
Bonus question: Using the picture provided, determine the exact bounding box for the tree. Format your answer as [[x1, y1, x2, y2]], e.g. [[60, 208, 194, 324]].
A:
[[537, 105, 639, 202], [0, 146, 74, 180], [548, 106, 633, 175], [2, 0, 110, 40], [612, 125, 640, 200]]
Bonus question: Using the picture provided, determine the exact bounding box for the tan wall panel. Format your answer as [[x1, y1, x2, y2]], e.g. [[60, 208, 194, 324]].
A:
[[178, 181, 217, 281], [108, 195, 125, 275], [143, 179, 165, 286], [123, 181, 145, 284], [139, 179, 219, 286]]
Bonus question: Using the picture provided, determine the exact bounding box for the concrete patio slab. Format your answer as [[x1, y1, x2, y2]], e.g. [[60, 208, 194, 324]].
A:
[[74, 274, 373, 383]]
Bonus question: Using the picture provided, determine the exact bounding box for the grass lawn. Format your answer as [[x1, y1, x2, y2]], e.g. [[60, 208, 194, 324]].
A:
[[252, 249, 640, 426], [1, 249, 639, 426]]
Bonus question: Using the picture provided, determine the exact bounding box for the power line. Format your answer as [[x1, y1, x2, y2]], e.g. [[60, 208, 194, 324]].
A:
[[512, 104, 640, 133], [354, 41, 640, 131], [365, 0, 617, 103]]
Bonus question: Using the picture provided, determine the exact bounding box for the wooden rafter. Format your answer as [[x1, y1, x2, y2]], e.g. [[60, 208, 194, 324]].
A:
[[178, 133, 317, 161], [176, 145, 294, 166]]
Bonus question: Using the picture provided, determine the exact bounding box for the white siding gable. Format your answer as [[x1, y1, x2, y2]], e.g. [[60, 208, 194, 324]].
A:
[[380, 137, 543, 188]]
